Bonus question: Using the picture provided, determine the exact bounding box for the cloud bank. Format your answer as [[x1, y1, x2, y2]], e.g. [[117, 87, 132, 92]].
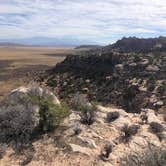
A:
[[0, 0, 166, 44]]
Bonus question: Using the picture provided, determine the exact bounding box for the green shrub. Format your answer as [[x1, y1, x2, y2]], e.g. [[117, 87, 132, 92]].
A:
[[133, 53, 141, 62], [46, 78, 57, 87], [31, 96, 70, 132], [39, 99, 69, 132], [0, 93, 69, 147]]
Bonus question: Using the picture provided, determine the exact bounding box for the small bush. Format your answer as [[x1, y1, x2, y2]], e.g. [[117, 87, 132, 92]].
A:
[[149, 122, 164, 133], [121, 124, 139, 142], [140, 113, 148, 124], [70, 93, 96, 125], [0, 88, 70, 150], [106, 111, 120, 122], [120, 145, 166, 166], [80, 104, 96, 125], [0, 144, 7, 159], [147, 75, 156, 91], [100, 143, 112, 161], [72, 123, 82, 136], [133, 54, 141, 62]]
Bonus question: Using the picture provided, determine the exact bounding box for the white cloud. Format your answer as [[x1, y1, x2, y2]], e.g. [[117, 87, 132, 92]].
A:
[[0, 0, 166, 44]]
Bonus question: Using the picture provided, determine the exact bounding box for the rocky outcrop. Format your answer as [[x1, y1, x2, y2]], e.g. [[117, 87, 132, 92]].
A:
[[104, 36, 166, 53], [1, 89, 166, 166], [42, 47, 165, 113]]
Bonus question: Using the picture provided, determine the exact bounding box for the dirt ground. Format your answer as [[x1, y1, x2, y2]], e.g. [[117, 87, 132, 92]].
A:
[[0, 46, 74, 100]]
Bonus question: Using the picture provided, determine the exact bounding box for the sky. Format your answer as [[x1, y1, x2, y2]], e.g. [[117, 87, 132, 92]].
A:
[[0, 0, 166, 45]]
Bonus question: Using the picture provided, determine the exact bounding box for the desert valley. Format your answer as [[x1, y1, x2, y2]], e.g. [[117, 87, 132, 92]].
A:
[[0, 37, 165, 166], [0, 0, 166, 166]]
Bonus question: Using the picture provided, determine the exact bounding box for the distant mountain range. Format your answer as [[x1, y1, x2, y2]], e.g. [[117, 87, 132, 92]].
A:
[[1, 36, 166, 50], [0, 42, 26, 47], [0, 37, 99, 47]]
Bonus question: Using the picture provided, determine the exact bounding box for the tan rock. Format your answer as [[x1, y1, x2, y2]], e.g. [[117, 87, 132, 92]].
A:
[[146, 65, 159, 72], [69, 144, 92, 156]]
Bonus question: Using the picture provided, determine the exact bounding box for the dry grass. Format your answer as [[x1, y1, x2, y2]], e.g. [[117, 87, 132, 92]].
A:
[[0, 46, 74, 100], [0, 46, 74, 68]]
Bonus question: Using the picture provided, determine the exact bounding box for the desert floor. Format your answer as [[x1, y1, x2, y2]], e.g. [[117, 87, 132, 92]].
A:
[[0, 46, 74, 100]]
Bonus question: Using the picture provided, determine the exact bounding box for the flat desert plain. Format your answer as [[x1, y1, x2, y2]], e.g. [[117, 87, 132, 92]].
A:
[[0, 46, 74, 100]]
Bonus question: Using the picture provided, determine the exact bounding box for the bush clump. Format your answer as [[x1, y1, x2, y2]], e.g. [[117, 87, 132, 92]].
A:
[[106, 111, 120, 122], [30, 95, 69, 132], [70, 93, 96, 125], [0, 102, 36, 147], [38, 98, 69, 132], [120, 145, 166, 166], [79, 104, 96, 125], [121, 124, 140, 142], [149, 122, 164, 133], [0, 88, 70, 148], [140, 113, 148, 124], [149, 122, 164, 141], [100, 143, 112, 161]]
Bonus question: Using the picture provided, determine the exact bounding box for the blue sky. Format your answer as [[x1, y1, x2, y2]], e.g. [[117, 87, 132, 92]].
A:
[[0, 0, 166, 44]]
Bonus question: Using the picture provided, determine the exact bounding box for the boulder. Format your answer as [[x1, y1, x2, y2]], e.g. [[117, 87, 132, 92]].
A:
[[10, 85, 61, 105], [69, 144, 92, 156], [146, 65, 159, 72], [145, 109, 160, 123]]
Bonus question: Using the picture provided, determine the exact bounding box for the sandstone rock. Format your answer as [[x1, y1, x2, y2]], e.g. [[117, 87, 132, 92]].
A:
[[11, 86, 29, 94], [138, 59, 149, 66], [85, 79, 90, 83], [78, 136, 97, 148], [129, 63, 137, 67], [115, 64, 124, 71], [154, 101, 164, 107], [10, 85, 61, 105], [129, 136, 148, 150], [49, 92, 60, 105], [149, 95, 158, 104], [146, 65, 159, 72], [145, 109, 160, 123], [69, 144, 92, 156], [82, 88, 89, 92]]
